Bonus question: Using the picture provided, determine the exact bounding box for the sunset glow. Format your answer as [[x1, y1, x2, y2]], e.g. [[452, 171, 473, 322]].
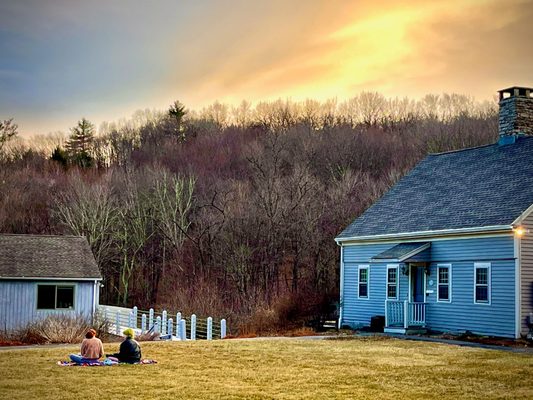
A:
[[1, 0, 532, 135]]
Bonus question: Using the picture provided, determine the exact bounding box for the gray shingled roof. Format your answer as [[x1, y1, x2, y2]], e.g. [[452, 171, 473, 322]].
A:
[[0, 235, 101, 279], [372, 242, 430, 261], [337, 136, 533, 239]]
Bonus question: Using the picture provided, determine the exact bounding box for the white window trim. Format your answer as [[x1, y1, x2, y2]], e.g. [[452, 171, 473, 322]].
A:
[[437, 264, 452, 303], [358, 265, 370, 300], [35, 283, 77, 311], [474, 262, 491, 305], [386, 264, 399, 300]]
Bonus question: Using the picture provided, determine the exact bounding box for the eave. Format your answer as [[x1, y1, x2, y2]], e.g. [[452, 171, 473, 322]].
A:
[[0, 276, 102, 281], [335, 224, 514, 245]]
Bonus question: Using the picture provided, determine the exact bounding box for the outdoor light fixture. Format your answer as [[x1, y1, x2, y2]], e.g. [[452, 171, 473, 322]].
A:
[[424, 266, 431, 276], [401, 265, 409, 276], [513, 226, 528, 237]]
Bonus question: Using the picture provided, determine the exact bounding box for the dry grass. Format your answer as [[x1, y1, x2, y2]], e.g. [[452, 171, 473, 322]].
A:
[[0, 337, 531, 399]]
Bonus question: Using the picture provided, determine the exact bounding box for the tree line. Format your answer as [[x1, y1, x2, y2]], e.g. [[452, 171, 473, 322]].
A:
[[0, 92, 498, 331]]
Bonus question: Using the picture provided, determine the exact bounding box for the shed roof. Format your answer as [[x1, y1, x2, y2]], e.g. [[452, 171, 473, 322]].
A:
[[337, 136, 533, 240], [0, 234, 101, 280]]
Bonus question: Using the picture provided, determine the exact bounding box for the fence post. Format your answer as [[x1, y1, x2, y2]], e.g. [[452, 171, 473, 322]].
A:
[[175, 313, 182, 340], [162, 310, 167, 335], [220, 319, 226, 339], [141, 314, 147, 333], [167, 318, 173, 337], [155, 316, 161, 334], [149, 308, 154, 330], [115, 312, 120, 335], [180, 319, 187, 340], [207, 317, 213, 340], [133, 306, 138, 328], [128, 311, 134, 328], [403, 300, 409, 329], [191, 314, 196, 340]]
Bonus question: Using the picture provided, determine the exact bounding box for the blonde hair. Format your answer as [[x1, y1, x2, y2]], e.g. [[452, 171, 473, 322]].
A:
[[123, 328, 134, 338]]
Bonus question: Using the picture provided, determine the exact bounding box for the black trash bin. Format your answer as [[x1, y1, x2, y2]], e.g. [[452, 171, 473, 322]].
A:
[[370, 315, 385, 332]]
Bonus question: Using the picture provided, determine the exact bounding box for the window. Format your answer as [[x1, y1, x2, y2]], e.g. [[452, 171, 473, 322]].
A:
[[37, 285, 75, 310], [437, 264, 451, 302], [474, 263, 491, 304], [358, 266, 369, 299], [386, 265, 398, 299]]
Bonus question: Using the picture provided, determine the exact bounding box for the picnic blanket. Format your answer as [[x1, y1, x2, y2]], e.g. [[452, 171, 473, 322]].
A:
[[57, 359, 157, 367]]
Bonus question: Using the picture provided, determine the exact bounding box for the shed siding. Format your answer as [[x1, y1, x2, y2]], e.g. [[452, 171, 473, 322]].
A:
[[341, 234, 516, 337], [0, 280, 96, 331], [521, 212, 533, 335]]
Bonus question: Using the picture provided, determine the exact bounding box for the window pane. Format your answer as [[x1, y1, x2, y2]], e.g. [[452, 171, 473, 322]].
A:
[[388, 269, 397, 284], [476, 268, 488, 285], [359, 269, 368, 283], [438, 285, 449, 301], [37, 285, 56, 309], [387, 284, 397, 299], [56, 286, 74, 309], [476, 286, 488, 302], [359, 283, 368, 298], [439, 268, 448, 284]]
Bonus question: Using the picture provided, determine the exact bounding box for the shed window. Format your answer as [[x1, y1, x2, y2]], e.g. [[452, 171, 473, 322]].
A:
[[437, 265, 451, 302], [386, 265, 398, 299], [358, 266, 369, 299], [37, 285, 75, 310], [474, 263, 490, 304]]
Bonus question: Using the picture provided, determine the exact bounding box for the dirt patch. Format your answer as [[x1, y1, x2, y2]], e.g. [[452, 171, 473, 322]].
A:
[[0, 339, 25, 347], [436, 331, 532, 348]]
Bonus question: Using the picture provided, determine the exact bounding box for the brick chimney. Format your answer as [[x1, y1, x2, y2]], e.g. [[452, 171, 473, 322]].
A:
[[498, 86, 533, 144]]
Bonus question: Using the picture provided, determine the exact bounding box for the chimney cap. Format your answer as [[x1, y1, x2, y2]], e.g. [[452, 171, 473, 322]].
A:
[[498, 86, 533, 100]]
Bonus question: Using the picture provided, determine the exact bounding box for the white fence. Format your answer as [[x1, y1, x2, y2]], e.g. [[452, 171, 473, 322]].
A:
[[98, 304, 227, 340]]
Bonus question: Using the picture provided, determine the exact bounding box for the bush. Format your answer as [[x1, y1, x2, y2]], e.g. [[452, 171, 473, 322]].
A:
[[6, 313, 110, 344]]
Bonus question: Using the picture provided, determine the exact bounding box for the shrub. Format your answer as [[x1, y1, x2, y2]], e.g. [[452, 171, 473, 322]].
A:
[[7, 313, 110, 344]]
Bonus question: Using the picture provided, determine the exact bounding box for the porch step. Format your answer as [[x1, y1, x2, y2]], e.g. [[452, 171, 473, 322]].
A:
[[384, 326, 427, 335]]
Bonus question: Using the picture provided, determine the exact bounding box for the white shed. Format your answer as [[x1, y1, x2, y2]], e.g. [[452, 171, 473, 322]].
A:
[[0, 234, 102, 332]]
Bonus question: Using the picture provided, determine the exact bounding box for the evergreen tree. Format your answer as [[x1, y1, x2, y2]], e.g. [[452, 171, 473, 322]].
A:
[[66, 118, 95, 168], [50, 146, 68, 166], [168, 100, 187, 139]]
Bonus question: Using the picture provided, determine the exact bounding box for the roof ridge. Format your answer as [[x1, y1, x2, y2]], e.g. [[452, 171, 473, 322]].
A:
[[429, 135, 533, 156], [428, 142, 495, 156], [0, 233, 85, 239]]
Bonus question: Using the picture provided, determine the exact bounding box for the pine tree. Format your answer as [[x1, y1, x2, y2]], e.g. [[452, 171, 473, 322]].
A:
[[66, 118, 95, 168]]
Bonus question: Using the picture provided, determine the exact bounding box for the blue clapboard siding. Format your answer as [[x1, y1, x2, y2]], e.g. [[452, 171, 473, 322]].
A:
[[341, 234, 516, 337], [0, 280, 96, 331]]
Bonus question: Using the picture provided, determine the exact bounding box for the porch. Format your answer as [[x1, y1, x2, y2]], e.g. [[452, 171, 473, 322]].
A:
[[384, 300, 427, 334]]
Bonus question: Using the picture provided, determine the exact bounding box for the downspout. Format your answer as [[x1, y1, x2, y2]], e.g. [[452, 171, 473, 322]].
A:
[[338, 244, 344, 329], [92, 280, 98, 320], [514, 234, 521, 339]]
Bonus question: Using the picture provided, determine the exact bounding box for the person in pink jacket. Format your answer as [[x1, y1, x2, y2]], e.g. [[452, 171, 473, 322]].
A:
[[70, 329, 104, 364]]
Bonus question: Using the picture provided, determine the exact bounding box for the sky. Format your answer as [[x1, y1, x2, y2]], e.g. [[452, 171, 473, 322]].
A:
[[1, 0, 533, 136]]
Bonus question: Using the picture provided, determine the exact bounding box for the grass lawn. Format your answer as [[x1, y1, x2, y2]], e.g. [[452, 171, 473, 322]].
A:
[[0, 337, 532, 399]]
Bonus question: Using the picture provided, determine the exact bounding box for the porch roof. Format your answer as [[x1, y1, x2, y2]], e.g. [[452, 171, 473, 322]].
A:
[[371, 242, 430, 262]]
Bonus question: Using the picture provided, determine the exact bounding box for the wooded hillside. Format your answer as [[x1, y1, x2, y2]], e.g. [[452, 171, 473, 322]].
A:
[[0, 93, 498, 332]]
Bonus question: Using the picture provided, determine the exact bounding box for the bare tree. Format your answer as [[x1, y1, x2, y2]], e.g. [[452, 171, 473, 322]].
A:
[[0, 118, 18, 153]]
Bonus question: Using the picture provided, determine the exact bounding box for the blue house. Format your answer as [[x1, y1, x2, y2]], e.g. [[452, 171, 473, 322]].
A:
[[335, 87, 533, 339], [0, 234, 102, 332]]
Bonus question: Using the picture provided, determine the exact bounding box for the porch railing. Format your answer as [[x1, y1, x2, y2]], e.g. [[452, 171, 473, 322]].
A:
[[385, 300, 426, 329]]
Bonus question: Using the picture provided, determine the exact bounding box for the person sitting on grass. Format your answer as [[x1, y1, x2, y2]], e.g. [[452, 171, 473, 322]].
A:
[[107, 328, 142, 364], [69, 328, 104, 364]]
